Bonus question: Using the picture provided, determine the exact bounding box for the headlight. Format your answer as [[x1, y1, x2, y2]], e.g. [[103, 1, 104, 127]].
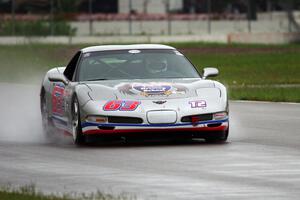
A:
[[213, 112, 228, 120], [86, 115, 108, 123]]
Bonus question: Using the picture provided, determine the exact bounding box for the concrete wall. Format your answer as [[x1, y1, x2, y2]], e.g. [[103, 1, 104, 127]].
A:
[[257, 11, 300, 20], [69, 11, 300, 36], [119, 0, 183, 14], [71, 19, 293, 36], [228, 32, 300, 44]]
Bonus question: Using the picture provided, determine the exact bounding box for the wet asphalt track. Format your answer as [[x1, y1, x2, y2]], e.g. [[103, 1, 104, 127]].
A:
[[0, 83, 300, 200]]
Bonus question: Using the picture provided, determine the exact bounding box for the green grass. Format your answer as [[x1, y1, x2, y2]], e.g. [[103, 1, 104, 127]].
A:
[[187, 52, 300, 85], [0, 185, 69, 200], [0, 42, 299, 102], [0, 191, 66, 200], [0, 185, 133, 200], [168, 41, 300, 49], [0, 44, 78, 83], [229, 87, 300, 102]]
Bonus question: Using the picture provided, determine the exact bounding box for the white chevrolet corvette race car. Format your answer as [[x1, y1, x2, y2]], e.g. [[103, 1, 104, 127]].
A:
[[40, 44, 229, 145]]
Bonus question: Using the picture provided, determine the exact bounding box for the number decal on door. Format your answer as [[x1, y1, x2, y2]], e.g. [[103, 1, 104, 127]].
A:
[[103, 100, 140, 111], [52, 84, 65, 115]]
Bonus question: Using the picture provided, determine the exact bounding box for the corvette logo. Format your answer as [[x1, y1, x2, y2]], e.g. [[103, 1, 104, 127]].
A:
[[118, 82, 187, 97], [152, 100, 167, 104]]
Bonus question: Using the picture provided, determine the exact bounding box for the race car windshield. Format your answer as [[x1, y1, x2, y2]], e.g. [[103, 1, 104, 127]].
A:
[[77, 49, 201, 81]]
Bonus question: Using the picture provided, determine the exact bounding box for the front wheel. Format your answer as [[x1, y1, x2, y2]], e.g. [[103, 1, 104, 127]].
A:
[[41, 95, 53, 138], [205, 128, 229, 143], [72, 97, 85, 145]]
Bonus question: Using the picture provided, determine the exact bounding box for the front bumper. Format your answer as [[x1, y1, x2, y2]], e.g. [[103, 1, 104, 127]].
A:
[[81, 118, 229, 136]]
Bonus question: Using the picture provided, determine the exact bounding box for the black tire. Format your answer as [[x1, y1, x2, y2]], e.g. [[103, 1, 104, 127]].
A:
[[205, 128, 229, 143], [41, 93, 53, 138], [72, 96, 85, 145]]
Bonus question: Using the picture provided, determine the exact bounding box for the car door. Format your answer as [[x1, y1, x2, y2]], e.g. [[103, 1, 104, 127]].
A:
[[62, 51, 82, 132]]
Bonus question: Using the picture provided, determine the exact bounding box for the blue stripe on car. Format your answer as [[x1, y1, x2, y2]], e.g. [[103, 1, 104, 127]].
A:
[[81, 118, 228, 128], [52, 115, 68, 126]]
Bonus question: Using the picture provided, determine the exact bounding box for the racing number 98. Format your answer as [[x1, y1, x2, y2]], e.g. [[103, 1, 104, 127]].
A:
[[103, 100, 140, 111]]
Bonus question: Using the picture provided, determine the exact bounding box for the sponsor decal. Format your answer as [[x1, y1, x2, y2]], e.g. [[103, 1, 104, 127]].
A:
[[52, 83, 65, 115], [103, 100, 141, 111], [134, 85, 172, 96], [118, 82, 187, 97], [189, 100, 207, 108]]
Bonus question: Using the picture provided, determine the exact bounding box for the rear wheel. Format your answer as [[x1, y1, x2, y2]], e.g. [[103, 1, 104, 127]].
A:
[[72, 97, 85, 145]]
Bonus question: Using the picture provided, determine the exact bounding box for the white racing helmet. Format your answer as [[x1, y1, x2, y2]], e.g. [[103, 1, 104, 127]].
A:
[[145, 56, 168, 74]]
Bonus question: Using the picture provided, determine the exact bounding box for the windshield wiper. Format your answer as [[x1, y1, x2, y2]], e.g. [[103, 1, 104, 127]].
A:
[[85, 78, 108, 81]]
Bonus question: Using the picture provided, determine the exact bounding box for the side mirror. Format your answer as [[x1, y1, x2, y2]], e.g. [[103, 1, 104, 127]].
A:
[[48, 73, 69, 85], [202, 67, 219, 79]]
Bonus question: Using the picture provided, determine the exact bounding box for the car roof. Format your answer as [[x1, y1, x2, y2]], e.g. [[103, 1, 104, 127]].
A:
[[81, 44, 175, 53]]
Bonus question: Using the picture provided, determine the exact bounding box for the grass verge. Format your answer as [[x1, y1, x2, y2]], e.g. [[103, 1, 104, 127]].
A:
[[229, 87, 300, 102], [0, 185, 133, 200]]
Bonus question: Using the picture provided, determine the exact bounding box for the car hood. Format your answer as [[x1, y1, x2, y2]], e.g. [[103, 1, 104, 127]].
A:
[[84, 78, 217, 101]]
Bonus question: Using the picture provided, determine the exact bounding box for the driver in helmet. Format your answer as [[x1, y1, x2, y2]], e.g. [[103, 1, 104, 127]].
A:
[[145, 56, 168, 74]]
